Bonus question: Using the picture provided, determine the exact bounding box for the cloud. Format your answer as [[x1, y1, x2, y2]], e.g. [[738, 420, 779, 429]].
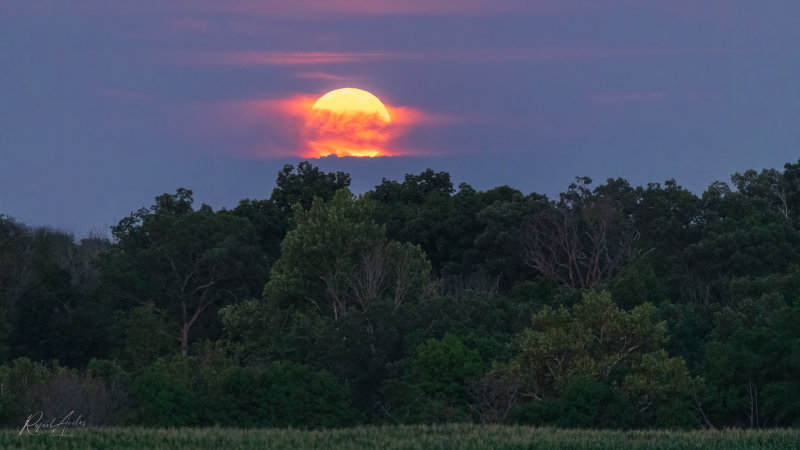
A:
[[94, 89, 155, 101], [175, 51, 395, 66], [161, 17, 218, 35], [199, 93, 437, 159], [172, 46, 741, 68], [3, 0, 775, 23], [0, 0, 595, 17], [294, 71, 353, 81], [437, 47, 742, 63], [213, 0, 574, 16], [587, 91, 668, 104]]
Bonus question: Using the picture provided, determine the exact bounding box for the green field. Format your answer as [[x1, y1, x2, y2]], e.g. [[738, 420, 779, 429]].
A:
[[4, 425, 800, 450]]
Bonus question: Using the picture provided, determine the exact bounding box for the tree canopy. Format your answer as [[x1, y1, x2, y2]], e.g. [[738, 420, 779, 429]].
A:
[[3, 159, 800, 429]]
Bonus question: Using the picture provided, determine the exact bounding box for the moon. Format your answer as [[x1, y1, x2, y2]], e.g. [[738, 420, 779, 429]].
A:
[[305, 87, 395, 157], [311, 88, 391, 123]]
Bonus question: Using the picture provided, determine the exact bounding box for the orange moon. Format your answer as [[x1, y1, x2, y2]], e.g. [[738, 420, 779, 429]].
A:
[[312, 88, 391, 123], [306, 88, 393, 157]]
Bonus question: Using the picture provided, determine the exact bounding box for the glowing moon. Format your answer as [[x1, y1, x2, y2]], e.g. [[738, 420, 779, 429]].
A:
[[311, 88, 391, 123], [305, 88, 395, 157]]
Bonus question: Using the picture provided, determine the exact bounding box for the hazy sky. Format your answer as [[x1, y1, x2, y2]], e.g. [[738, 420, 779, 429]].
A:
[[2, 1, 798, 233]]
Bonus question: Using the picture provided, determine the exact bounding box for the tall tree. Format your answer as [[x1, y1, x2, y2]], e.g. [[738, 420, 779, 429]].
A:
[[473, 188, 545, 288], [271, 161, 351, 215], [0, 218, 112, 366], [680, 181, 800, 305], [103, 189, 265, 356], [509, 290, 694, 426], [521, 177, 639, 289], [369, 170, 490, 277], [732, 168, 792, 222], [265, 189, 431, 320]]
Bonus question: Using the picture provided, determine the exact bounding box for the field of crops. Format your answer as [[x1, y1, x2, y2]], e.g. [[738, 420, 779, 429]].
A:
[[4, 424, 799, 449]]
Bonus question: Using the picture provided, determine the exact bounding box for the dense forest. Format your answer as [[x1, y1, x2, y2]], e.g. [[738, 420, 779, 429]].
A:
[[2, 160, 800, 429]]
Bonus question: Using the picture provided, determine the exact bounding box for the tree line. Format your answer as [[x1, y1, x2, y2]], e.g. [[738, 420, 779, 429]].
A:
[[2, 160, 800, 428]]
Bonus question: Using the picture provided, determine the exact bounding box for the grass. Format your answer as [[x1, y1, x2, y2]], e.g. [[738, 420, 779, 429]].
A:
[[3, 424, 800, 450]]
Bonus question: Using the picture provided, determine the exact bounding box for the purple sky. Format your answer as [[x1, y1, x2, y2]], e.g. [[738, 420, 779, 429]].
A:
[[2, 1, 799, 234]]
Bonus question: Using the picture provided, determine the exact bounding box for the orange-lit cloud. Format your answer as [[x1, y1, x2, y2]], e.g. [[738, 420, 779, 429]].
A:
[[215, 93, 428, 159]]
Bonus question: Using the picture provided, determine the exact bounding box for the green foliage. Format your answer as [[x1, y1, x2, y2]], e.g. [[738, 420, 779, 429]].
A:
[[0, 358, 60, 424], [729, 265, 800, 306], [8, 160, 800, 429], [508, 291, 693, 427], [375, 333, 485, 424], [511, 291, 669, 385], [313, 293, 512, 415], [122, 306, 176, 371], [0, 218, 115, 366], [632, 179, 701, 259], [266, 189, 431, 321], [231, 197, 285, 274], [223, 360, 358, 428], [511, 378, 634, 428], [220, 296, 334, 368], [378, 378, 447, 423], [510, 277, 581, 312], [605, 261, 668, 310], [133, 357, 201, 426], [412, 333, 483, 400], [0, 357, 131, 426], [620, 349, 696, 428], [265, 189, 384, 316], [677, 178, 800, 305], [656, 301, 713, 371], [472, 188, 539, 287], [133, 355, 356, 428], [103, 188, 266, 356], [521, 177, 639, 289], [369, 170, 489, 276], [701, 300, 800, 427], [271, 161, 352, 215], [86, 358, 127, 381], [731, 167, 794, 221], [229, 161, 352, 268]]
